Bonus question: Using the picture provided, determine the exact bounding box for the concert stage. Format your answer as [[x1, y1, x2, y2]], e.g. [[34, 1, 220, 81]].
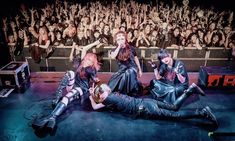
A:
[[0, 72, 235, 141]]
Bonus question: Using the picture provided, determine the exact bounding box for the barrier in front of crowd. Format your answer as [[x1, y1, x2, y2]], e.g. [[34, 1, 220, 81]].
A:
[[22, 46, 233, 72]]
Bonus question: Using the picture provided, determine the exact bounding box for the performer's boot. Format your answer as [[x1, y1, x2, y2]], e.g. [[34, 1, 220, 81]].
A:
[[173, 83, 205, 110], [32, 102, 66, 131], [191, 83, 205, 96], [160, 106, 218, 126], [52, 75, 69, 107], [199, 106, 218, 126], [183, 83, 205, 96], [53, 71, 75, 107]]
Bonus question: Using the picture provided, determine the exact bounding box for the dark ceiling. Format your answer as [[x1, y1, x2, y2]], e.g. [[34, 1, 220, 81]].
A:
[[0, 0, 234, 18]]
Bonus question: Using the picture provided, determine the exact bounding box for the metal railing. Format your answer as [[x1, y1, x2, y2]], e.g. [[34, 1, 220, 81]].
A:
[[22, 46, 233, 72]]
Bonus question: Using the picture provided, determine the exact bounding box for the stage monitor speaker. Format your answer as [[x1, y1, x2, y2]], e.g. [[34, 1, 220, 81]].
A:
[[198, 66, 235, 87]]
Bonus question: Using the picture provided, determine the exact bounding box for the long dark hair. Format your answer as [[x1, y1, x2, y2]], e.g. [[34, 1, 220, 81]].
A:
[[157, 49, 170, 61], [115, 31, 131, 61], [157, 49, 170, 76], [117, 46, 131, 61]]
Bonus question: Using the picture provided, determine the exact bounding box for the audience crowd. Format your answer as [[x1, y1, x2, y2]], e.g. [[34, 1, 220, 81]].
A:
[[1, 0, 235, 62]]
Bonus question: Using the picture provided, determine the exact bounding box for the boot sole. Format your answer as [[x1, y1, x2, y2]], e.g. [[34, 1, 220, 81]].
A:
[[46, 120, 56, 131], [32, 121, 48, 130], [205, 106, 218, 127]]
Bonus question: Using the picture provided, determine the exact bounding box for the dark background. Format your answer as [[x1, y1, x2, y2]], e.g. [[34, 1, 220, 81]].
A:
[[0, 0, 234, 18]]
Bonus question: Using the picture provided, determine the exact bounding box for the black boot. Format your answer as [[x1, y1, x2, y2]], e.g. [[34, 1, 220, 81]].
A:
[[32, 102, 66, 131], [182, 83, 205, 96], [200, 106, 218, 127], [52, 74, 69, 107], [173, 83, 205, 110], [190, 83, 205, 96]]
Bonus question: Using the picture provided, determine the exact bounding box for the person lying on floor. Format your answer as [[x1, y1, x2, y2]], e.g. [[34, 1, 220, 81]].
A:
[[32, 53, 101, 131], [89, 83, 218, 126]]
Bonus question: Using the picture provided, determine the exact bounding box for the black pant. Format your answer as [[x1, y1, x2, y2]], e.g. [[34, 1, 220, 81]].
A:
[[139, 99, 200, 120]]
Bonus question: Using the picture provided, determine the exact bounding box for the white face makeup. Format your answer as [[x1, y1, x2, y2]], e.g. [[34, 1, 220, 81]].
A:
[[161, 56, 171, 65], [116, 33, 126, 47]]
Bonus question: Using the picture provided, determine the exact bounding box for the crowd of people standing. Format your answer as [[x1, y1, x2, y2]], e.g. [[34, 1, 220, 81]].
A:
[[0, 0, 234, 63]]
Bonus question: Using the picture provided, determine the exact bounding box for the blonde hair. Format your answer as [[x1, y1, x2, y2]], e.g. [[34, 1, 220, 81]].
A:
[[99, 84, 111, 92], [92, 84, 111, 103]]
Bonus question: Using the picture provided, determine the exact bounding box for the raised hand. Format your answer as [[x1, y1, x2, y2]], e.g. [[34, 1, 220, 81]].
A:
[[15, 15, 19, 21], [10, 21, 16, 29], [147, 60, 157, 68], [89, 83, 97, 95]]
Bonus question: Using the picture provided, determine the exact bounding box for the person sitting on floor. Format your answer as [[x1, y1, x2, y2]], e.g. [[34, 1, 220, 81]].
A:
[[31, 53, 101, 131], [149, 49, 205, 103], [108, 31, 143, 97]]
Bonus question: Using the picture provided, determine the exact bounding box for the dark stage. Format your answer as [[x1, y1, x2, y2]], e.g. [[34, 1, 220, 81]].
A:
[[0, 72, 235, 141]]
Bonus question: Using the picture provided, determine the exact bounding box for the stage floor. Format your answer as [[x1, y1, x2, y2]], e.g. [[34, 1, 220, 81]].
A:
[[0, 73, 235, 141]]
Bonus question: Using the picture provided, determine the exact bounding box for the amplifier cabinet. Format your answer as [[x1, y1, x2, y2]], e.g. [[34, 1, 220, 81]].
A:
[[198, 66, 235, 87], [0, 61, 30, 92]]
